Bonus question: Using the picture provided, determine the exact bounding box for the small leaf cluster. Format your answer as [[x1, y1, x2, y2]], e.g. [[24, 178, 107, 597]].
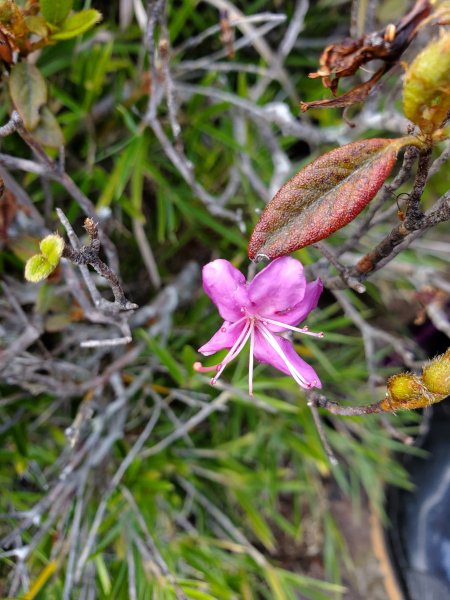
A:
[[24, 233, 64, 282], [1, 1, 102, 147], [0, 0, 101, 56]]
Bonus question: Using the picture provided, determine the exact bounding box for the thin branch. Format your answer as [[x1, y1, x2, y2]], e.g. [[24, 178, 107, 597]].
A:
[[141, 391, 231, 458], [354, 190, 450, 278], [57, 208, 137, 313], [428, 140, 450, 178], [132, 218, 161, 289], [176, 476, 268, 568], [308, 391, 383, 416], [74, 402, 162, 582], [8, 111, 119, 272], [122, 487, 188, 600], [314, 241, 366, 293], [307, 400, 339, 465]]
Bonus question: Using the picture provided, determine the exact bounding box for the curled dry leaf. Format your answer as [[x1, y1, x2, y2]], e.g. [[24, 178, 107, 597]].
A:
[[301, 0, 432, 111], [301, 65, 387, 112], [248, 137, 419, 260]]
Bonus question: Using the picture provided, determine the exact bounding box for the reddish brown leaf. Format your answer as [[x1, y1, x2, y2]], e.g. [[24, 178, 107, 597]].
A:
[[248, 138, 413, 260]]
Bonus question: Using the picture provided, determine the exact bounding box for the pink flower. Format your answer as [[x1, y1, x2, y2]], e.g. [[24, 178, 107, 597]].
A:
[[194, 257, 323, 394]]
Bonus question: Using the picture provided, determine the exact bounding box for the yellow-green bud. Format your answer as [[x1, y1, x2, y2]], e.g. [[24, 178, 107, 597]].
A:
[[422, 349, 450, 396], [383, 373, 424, 407], [403, 31, 450, 134]]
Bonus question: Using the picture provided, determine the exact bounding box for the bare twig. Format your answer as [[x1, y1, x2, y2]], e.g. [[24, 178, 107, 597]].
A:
[[74, 402, 162, 582], [307, 399, 339, 465], [58, 211, 137, 311], [308, 391, 383, 416], [176, 476, 268, 568], [332, 289, 417, 386], [141, 391, 231, 458], [355, 190, 450, 278], [122, 487, 188, 600], [314, 241, 366, 293], [132, 218, 161, 289], [428, 140, 450, 179], [6, 111, 119, 272]]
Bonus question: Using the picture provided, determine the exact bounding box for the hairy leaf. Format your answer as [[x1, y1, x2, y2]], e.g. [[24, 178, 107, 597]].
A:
[[40, 0, 73, 25], [9, 62, 47, 130], [25, 235, 64, 283], [50, 9, 102, 40], [40, 234, 65, 266], [24, 255, 55, 282], [248, 138, 415, 260]]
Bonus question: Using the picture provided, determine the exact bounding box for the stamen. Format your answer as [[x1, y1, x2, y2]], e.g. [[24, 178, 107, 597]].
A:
[[196, 321, 253, 386], [257, 322, 310, 388], [213, 321, 252, 381], [261, 316, 324, 338], [248, 324, 255, 396]]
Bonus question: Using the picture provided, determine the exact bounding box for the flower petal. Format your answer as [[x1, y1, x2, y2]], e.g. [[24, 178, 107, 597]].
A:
[[198, 320, 246, 356], [248, 257, 306, 317], [268, 278, 323, 329], [202, 259, 249, 321], [253, 328, 321, 388]]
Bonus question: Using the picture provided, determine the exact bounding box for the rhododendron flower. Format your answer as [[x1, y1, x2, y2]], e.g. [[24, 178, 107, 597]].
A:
[[194, 257, 323, 394]]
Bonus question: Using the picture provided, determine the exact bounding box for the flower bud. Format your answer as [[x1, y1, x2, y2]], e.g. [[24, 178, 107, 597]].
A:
[[422, 349, 450, 396], [381, 372, 435, 411], [403, 31, 450, 133]]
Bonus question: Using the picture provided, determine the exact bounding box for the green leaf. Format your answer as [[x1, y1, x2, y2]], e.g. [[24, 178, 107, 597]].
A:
[[234, 490, 275, 550], [24, 255, 56, 283], [40, 234, 65, 267], [139, 330, 186, 386], [95, 555, 112, 595], [50, 9, 102, 40], [249, 137, 421, 259], [24, 15, 49, 37], [45, 313, 72, 332], [33, 107, 64, 148], [40, 0, 73, 25], [9, 62, 47, 130]]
